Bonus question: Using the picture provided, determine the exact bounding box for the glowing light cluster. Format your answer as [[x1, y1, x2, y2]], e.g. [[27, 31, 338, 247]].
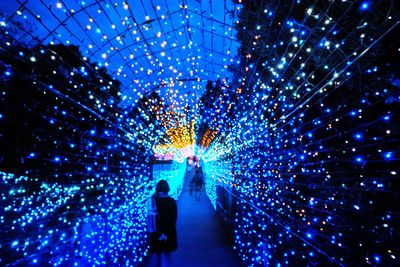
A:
[[202, 160, 234, 209], [1, 166, 152, 266]]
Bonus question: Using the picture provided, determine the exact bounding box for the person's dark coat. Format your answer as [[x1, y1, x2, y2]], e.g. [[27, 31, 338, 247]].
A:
[[192, 173, 204, 188], [150, 193, 178, 252]]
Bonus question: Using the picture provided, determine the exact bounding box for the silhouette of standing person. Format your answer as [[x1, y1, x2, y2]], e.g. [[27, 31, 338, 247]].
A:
[[149, 180, 177, 267], [191, 169, 204, 201]]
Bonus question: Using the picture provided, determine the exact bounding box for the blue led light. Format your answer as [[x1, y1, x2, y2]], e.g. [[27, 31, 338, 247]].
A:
[[360, 2, 370, 11], [374, 254, 380, 263], [384, 152, 392, 159], [355, 156, 364, 163], [353, 133, 363, 140]]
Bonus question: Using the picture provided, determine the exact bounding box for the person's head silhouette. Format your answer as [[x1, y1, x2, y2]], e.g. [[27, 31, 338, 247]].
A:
[[156, 179, 170, 194]]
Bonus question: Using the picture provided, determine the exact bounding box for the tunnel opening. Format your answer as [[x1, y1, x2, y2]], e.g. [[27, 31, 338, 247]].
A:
[[1, 0, 400, 266]]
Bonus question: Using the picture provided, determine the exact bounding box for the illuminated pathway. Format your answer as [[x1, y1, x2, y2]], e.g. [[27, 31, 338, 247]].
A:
[[141, 172, 244, 267]]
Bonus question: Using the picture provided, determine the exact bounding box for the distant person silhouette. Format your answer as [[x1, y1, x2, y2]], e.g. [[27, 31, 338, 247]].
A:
[[149, 180, 177, 267], [191, 169, 204, 201]]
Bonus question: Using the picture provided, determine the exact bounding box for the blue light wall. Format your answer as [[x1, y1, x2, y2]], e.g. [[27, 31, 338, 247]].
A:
[[196, 1, 399, 266]]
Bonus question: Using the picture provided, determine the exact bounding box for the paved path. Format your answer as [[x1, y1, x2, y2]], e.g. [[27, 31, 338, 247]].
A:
[[141, 171, 244, 267]]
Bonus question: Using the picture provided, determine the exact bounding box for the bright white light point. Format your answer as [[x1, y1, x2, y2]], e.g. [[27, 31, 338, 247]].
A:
[[145, 15, 150, 20], [156, 6, 161, 10], [123, 3, 129, 10], [0, 21, 6, 27], [30, 56, 36, 62], [56, 2, 62, 9], [102, 53, 107, 59]]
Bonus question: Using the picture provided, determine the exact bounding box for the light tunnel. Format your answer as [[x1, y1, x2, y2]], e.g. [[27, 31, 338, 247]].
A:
[[0, 0, 399, 266]]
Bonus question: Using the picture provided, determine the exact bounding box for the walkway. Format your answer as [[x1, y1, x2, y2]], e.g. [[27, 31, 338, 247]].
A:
[[141, 171, 244, 267]]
